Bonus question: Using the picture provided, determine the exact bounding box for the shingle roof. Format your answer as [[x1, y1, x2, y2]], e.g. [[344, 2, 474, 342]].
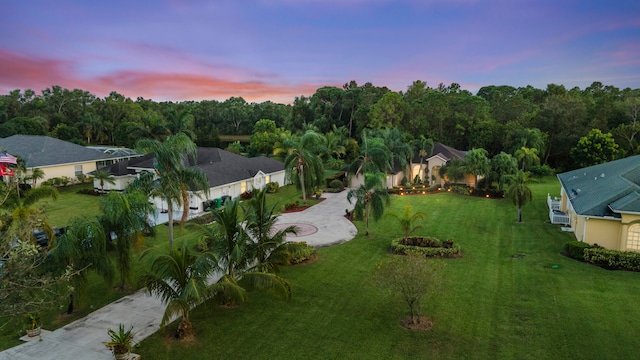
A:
[[0, 135, 115, 168], [107, 147, 284, 187], [412, 142, 466, 163], [557, 154, 640, 216]]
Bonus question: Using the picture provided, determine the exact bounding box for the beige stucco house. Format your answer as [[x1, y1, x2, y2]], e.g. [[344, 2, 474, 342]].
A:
[[100, 147, 286, 213], [0, 134, 129, 185], [350, 142, 474, 188], [551, 154, 640, 251]]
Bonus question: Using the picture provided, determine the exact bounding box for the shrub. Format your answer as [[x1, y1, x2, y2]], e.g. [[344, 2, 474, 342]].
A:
[[565, 241, 591, 260], [476, 177, 491, 190], [286, 241, 315, 264], [284, 201, 299, 211], [240, 191, 253, 200], [391, 237, 461, 258], [265, 182, 279, 193], [329, 179, 343, 191], [77, 188, 100, 196], [529, 164, 555, 177], [583, 248, 640, 271]]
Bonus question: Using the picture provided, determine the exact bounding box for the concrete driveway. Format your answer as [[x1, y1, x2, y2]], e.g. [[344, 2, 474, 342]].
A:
[[0, 189, 357, 359]]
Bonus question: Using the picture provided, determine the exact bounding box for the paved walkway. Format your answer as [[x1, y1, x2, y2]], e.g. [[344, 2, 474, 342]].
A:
[[0, 190, 356, 359]]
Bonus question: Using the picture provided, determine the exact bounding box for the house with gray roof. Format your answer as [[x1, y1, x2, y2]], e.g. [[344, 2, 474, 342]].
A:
[[99, 147, 286, 213], [0, 134, 127, 185], [553, 154, 640, 251]]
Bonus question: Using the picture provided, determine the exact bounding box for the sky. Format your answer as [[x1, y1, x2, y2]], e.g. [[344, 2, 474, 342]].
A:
[[0, 0, 638, 103]]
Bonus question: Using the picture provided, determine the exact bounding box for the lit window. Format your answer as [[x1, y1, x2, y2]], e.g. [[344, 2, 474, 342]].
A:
[[627, 224, 640, 250]]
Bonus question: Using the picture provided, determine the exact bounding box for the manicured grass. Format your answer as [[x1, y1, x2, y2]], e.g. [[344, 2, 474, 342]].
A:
[[0, 184, 314, 350], [136, 178, 640, 359], [37, 183, 102, 228]]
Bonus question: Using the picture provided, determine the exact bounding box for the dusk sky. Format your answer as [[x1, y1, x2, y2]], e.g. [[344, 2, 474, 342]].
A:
[[1, 0, 638, 103]]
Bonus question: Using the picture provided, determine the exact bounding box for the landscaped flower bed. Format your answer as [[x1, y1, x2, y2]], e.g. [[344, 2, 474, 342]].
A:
[[391, 236, 461, 257]]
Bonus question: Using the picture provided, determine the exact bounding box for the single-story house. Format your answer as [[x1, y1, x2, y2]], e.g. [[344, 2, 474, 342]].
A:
[[0, 135, 136, 185], [551, 154, 640, 251], [349, 142, 474, 188], [99, 147, 286, 213]]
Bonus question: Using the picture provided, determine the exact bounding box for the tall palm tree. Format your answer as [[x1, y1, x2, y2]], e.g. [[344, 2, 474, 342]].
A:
[[282, 130, 326, 201], [413, 135, 434, 183], [347, 130, 390, 179], [347, 172, 390, 236], [506, 170, 533, 223], [514, 146, 540, 171], [93, 169, 115, 194], [177, 167, 210, 225], [323, 125, 348, 168], [136, 133, 201, 250], [140, 241, 219, 339], [52, 216, 114, 314], [100, 191, 154, 288], [380, 128, 413, 185], [29, 168, 45, 188], [243, 188, 298, 273]]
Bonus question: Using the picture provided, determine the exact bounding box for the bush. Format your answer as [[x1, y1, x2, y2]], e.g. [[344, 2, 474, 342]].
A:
[[284, 201, 299, 211], [583, 248, 640, 271], [286, 241, 315, 264], [391, 237, 461, 258], [565, 241, 591, 260], [476, 177, 492, 190], [77, 188, 100, 196], [265, 182, 279, 193], [240, 191, 253, 200], [529, 164, 555, 177], [329, 179, 343, 191]]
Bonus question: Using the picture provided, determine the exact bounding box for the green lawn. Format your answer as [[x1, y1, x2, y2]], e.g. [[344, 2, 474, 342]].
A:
[[35, 183, 102, 228], [135, 178, 640, 360]]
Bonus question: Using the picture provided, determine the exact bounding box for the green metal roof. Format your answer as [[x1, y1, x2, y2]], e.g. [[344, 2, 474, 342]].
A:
[[557, 154, 640, 217]]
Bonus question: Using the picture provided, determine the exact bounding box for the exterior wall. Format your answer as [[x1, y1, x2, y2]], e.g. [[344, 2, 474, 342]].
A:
[[35, 161, 98, 184], [93, 175, 136, 192], [620, 214, 640, 252], [583, 217, 621, 249]]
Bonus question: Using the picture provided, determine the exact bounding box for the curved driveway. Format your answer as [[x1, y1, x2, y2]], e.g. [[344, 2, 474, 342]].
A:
[[0, 190, 358, 360]]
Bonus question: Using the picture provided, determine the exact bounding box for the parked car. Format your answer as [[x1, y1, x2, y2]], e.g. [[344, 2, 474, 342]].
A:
[[32, 227, 65, 247]]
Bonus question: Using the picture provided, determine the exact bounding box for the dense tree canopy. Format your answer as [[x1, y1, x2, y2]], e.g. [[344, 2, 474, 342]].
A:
[[1, 81, 639, 171]]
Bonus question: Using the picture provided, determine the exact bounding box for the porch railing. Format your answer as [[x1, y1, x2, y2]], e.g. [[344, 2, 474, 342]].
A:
[[547, 193, 570, 225]]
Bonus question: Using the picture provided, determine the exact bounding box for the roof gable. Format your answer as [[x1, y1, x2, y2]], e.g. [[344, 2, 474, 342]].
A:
[[412, 142, 466, 163], [107, 147, 284, 187], [0, 135, 114, 168], [557, 154, 640, 216]]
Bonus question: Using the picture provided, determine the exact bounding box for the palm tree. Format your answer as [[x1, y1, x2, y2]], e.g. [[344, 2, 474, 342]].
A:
[[140, 241, 219, 339], [93, 169, 115, 194], [100, 191, 154, 288], [243, 188, 298, 273], [465, 148, 490, 188], [380, 128, 413, 185], [347, 172, 390, 236], [413, 135, 434, 183], [52, 216, 114, 314], [177, 167, 210, 225], [387, 203, 426, 241], [439, 158, 466, 184], [29, 168, 45, 188], [347, 130, 390, 179], [514, 146, 540, 171], [282, 130, 326, 201], [203, 198, 291, 305], [506, 170, 533, 223], [136, 133, 201, 250]]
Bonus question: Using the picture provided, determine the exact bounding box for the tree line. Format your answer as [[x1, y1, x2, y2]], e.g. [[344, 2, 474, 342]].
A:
[[1, 80, 638, 171]]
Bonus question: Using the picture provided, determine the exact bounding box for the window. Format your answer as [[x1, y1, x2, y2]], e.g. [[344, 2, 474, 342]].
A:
[[265, 175, 271, 183], [74, 165, 83, 177], [241, 181, 247, 193], [627, 224, 640, 250]]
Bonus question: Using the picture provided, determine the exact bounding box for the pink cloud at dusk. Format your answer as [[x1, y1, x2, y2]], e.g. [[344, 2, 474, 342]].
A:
[[0, 0, 637, 103]]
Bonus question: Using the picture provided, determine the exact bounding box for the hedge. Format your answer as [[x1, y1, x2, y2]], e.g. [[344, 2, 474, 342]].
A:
[[583, 248, 640, 271], [391, 237, 461, 258], [565, 241, 591, 260]]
